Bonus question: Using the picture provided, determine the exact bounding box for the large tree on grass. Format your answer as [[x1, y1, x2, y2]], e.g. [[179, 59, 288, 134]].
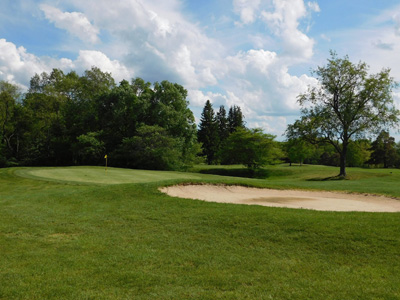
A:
[[286, 52, 400, 177]]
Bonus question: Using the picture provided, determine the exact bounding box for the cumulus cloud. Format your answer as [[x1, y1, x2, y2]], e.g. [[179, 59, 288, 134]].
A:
[[0, 39, 132, 88], [261, 0, 315, 60], [74, 50, 132, 83], [40, 4, 99, 44], [233, 0, 261, 25], [68, 0, 318, 134], [1, 0, 325, 138], [226, 49, 277, 75], [68, 0, 224, 89], [0, 39, 49, 88]]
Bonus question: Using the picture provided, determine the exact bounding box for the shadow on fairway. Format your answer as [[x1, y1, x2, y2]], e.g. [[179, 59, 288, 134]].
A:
[[306, 175, 348, 181], [199, 168, 294, 179]]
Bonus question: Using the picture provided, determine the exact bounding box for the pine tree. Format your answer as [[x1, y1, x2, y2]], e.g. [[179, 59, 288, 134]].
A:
[[216, 105, 229, 143], [228, 105, 245, 133], [198, 100, 219, 164]]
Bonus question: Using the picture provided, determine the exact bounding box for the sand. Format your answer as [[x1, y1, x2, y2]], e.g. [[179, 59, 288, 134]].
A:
[[160, 185, 400, 212]]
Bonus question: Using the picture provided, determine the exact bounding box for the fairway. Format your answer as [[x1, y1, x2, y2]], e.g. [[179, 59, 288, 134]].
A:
[[16, 166, 201, 185], [2, 165, 400, 299]]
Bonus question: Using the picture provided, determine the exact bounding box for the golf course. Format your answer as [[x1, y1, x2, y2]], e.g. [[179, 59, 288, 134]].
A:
[[1, 165, 400, 299]]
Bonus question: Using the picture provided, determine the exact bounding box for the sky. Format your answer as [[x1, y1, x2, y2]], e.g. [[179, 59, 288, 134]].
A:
[[1, 0, 400, 140]]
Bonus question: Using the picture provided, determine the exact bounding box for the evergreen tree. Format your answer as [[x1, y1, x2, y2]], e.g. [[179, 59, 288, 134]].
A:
[[198, 100, 219, 164], [228, 105, 245, 133], [216, 105, 229, 143]]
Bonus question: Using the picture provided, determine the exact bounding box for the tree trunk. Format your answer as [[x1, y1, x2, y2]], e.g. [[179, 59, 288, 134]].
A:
[[339, 143, 347, 177]]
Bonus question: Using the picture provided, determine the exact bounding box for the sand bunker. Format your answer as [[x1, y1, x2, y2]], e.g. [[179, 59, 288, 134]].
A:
[[160, 185, 400, 212]]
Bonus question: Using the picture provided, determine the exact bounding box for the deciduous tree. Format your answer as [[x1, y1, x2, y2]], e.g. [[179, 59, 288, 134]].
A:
[[220, 128, 282, 169], [286, 52, 400, 177]]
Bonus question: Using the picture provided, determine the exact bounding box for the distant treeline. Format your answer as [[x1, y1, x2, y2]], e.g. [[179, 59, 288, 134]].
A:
[[284, 131, 400, 168], [1, 67, 400, 170]]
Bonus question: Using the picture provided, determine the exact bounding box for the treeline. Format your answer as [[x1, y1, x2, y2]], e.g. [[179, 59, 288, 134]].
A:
[[196, 98, 400, 170], [2, 67, 400, 171], [284, 131, 400, 168], [0, 68, 200, 169]]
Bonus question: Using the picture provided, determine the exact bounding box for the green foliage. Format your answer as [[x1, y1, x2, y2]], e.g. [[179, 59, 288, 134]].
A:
[[198, 100, 219, 164], [227, 105, 245, 133], [285, 138, 314, 165], [0, 81, 23, 162], [197, 102, 247, 165], [286, 51, 400, 177], [220, 128, 283, 169], [76, 132, 105, 165], [216, 105, 229, 142], [115, 125, 184, 170], [0, 70, 199, 170], [369, 130, 397, 168], [346, 139, 371, 167]]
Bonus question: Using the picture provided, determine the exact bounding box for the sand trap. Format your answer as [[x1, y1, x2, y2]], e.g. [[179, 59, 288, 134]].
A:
[[160, 185, 400, 212]]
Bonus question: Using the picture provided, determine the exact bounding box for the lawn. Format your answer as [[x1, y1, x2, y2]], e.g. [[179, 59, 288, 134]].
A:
[[0, 165, 399, 299]]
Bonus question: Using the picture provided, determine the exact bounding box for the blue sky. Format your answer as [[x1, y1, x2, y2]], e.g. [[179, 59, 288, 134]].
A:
[[1, 0, 400, 140]]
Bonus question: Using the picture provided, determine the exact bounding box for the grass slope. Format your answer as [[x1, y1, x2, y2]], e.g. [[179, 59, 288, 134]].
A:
[[0, 165, 399, 299]]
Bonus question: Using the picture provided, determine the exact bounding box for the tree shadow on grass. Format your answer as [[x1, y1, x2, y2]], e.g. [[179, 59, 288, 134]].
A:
[[199, 168, 294, 179], [307, 175, 348, 181]]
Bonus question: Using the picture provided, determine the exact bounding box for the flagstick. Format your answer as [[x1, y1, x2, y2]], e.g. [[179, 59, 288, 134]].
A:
[[105, 155, 108, 173]]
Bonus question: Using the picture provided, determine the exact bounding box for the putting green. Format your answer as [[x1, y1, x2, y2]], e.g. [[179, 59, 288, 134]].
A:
[[16, 166, 200, 185]]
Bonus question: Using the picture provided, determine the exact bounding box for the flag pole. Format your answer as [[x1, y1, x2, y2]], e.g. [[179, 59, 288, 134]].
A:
[[105, 154, 108, 172]]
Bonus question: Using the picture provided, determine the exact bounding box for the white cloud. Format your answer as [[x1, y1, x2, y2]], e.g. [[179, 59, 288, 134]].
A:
[[40, 4, 99, 44], [233, 0, 261, 25], [307, 1, 320, 13], [261, 0, 315, 60], [74, 50, 132, 83], [1, 0, 325, 137], [226, 49, 277, 75], [0, 39, 49, 88], [0, 39, 132, 88], [394, 14, 400, 36], [72, 0, 224, 89], [249, 115, 288, 135]]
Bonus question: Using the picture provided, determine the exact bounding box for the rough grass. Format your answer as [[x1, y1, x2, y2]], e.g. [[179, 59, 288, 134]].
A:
[[0, 165, 399, 299]]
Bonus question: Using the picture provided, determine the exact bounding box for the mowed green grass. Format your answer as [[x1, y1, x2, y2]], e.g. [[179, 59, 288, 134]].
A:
[[16, 166, 202, 185], [1, 165, 400, 299]]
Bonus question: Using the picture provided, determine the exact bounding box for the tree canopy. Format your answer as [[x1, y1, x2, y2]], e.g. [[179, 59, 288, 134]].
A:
[[220, 128, 282, 170], [286, 52, 400, 177], [0, 68, 200, 170]]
